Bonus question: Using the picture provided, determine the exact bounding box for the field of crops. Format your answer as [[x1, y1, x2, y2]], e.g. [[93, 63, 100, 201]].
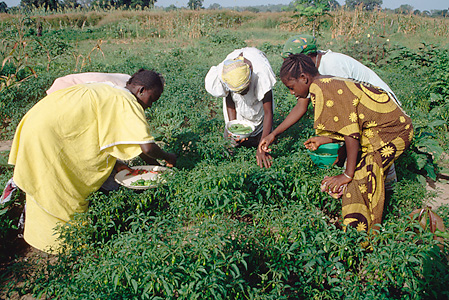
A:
[[1, 7, 449, 299]]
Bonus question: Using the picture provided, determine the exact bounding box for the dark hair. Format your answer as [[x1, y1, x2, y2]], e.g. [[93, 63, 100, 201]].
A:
[[280, 53, 318, 80], [127, 68, 165, 92]]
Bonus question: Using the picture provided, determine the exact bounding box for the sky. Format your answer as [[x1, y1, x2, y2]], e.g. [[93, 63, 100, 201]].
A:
[[2, 0, 448, 11]]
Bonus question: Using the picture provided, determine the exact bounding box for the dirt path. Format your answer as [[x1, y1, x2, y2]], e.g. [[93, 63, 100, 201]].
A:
[[0, 140, 12, 152], [426, 176, 449, 209]]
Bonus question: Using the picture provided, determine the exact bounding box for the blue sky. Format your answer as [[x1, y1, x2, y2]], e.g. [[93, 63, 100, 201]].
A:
[[3, 0, 448, 11]]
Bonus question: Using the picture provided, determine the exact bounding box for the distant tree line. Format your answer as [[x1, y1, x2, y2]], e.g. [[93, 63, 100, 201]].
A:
[[0, 0, 158, 10], [0, 1, 8, 12], [390, 4, 448, 17], [0, 0, 447, 18]]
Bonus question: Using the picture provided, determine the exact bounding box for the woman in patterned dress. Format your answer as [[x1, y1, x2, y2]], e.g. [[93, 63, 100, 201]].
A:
[[259, 54, 413, 231]]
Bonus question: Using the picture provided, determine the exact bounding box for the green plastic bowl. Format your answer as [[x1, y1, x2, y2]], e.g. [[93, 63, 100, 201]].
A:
[[308, 143, 341, 168]]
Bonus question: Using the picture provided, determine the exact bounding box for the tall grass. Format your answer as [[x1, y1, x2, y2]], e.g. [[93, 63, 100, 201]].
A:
[[2, 8, 448, 46], [331, 6, 449, 41]]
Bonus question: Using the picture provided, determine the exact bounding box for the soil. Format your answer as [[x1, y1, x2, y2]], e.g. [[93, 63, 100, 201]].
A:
[[426, 174, 449, 209], [0, 140, 12, 152]]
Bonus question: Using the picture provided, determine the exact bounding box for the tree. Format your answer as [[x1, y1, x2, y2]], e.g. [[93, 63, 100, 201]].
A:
[[345, 0, 382, 11], [292, 0, 331, 36], [431, 9, 448, 17], [208, 3, 221, 10], [243, 6, 260, 13], [165, 4, 177, 11], [21, 0, 59, 10], [187, 0, 202, 10], [0, 1, 7, 12], [91, 0, 157, 9], [60, 0, 80, 8], [328, 0, 340, 10], [395, 4, 413, 14]]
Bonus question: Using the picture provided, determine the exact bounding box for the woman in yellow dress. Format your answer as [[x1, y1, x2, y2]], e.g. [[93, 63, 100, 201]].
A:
[[259, 54, 413, 231], [8, 69, 177, 253]]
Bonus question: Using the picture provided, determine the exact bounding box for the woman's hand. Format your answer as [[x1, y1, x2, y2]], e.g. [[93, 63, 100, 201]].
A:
[[164, 153, 177, 168], [228, 134, 248, 145], [258, 133, 276, 153], [115, 161, 132, 173], [304, 136, 333, 151], [256, 147, 273, 168], [321, 174, 352, 198], [334, 143, 347, 167]]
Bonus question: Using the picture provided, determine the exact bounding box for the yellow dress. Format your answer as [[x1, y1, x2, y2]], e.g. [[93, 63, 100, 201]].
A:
[[310, 76, 413, 231], [9, 83, 154, 253]]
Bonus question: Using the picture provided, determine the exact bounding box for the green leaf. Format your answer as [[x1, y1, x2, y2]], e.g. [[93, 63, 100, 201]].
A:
[[435, 229, 449, 239], [416, 153, 428, 170], [230, 263, 240, 278], [428, 120, 446, 128], [417, 175, 427, 186], [424, 164, 437, 180], [131, 278, 138, 293]]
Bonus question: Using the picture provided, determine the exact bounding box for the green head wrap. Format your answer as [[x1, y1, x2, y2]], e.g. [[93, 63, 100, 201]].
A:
[[281, 34, 318, 58]]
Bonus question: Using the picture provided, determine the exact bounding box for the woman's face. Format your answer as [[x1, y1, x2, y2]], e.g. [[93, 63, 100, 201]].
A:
[[137, 87, 162, 109], [281, 75, 310, 99]]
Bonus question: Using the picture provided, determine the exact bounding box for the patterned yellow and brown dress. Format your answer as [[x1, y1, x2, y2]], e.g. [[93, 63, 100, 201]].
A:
[[309, 76, 413, 231]]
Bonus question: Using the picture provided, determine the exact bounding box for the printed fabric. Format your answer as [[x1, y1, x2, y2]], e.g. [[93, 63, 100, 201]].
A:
[[310, 77, 413, 231]]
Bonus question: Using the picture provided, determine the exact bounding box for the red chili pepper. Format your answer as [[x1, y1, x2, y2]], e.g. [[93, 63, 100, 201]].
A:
[[126, 169, 149, 176]]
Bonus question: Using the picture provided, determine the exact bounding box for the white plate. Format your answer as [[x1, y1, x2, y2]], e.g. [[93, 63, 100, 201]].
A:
[[226, 120, 255, 139], [114, 165, 172, 190]]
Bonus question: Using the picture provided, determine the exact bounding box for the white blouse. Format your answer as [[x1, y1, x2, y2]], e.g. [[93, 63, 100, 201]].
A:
[[319, 50, 400, 106], [205, 47, 276, 136]]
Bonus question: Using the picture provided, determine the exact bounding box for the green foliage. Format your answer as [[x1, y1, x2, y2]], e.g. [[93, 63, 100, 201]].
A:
[[259, 42, 283, 56], [91, 0, 156, 9], [207, 30, 247, 48], [188, 0, 203, 10], [0, 167, 25, 264], [395, 4, 414, 15], [21, 0, 59, 11], [292, 0, 331, 35], [1, 10, 449, 300], [436, 204, 449, 228], [0, 17, 38, 96], [23, 200, 449, 299], [345, 0, 382, 11], [0, 1, 7, 13], [386, 43, 449, 179]]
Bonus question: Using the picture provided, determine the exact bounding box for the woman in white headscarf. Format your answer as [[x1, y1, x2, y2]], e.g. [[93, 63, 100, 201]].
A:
[[205, 47, 277, 168]]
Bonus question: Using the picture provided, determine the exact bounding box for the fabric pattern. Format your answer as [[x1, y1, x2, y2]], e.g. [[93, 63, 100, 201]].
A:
[[221, 57, 251, 93], [0, 178, 17, 205], [310, 77, 413, 230], [281, 34, 317, 57]]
